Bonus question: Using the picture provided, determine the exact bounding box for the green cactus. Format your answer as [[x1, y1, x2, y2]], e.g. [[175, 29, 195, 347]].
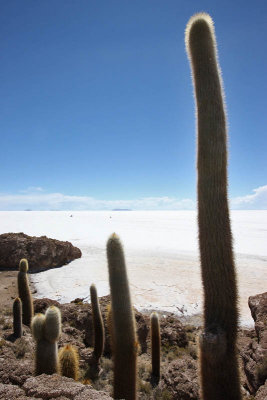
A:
[[59, 344, 79, 380], [18, 258, 33, 326], [150, 312, 160, 385], [13, 297, 23, 339], [107, 233, 137, 400], [185, 13, 241, 400], [90, 284, 104, 361], [31, 306, 61, 375]]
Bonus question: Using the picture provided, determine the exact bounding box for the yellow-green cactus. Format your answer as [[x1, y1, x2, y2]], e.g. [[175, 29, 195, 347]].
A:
[[59, 344, 79, 380]]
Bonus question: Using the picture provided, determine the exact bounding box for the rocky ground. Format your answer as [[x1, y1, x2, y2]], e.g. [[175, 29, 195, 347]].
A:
[[0, 272, 266, 399]]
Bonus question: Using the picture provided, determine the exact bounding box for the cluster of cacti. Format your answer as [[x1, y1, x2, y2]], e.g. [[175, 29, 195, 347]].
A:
[[59, 344, 79, 380], [18, 258, 33, 326], [107, 233, 137, 400], [31, 306, 61, 375], [185, 12, 241, 400]]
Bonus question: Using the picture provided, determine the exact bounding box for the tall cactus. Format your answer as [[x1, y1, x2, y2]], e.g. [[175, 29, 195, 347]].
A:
[[31, 306, 61, 375], [107, 233, 137, 400], [18, 258, 33, 326], [150, 312, 160, 385], [90, 284, 104, 361], [85, 283, 105, 379], [13, 297, 23, 339], [185, 13, 241, 399]]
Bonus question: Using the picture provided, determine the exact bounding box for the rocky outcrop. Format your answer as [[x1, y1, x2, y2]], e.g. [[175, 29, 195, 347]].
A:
[[241, 292, 267, 394], [0, 375, 112, 399], [255, 380, 267, 400], [23, 374, 112, 399], [159, 355, 200, 399], [0, 233, 82, 272], [1, 292, 266, 399]]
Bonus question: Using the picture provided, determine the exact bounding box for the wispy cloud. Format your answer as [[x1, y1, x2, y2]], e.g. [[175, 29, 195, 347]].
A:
[[231, 185, 267, 210], [19, 186, 44, 194], [0, 185, 266, 210]]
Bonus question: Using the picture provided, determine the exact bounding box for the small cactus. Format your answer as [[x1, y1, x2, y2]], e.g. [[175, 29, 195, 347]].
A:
[[13, 297, 23, 339], [59, 344, 79, 380], [151, 312, 160, 385], [107, 233, 137, 400], [31, 306, 61, 375], [18, 258, 33, 326], [185, 13, 241, 400]]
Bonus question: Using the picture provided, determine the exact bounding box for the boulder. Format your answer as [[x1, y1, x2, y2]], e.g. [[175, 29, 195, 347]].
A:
[[0, 233, 82, 272]]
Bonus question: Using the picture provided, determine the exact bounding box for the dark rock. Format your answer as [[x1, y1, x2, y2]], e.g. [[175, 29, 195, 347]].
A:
[[0, 232, 82, 272], [249, 292, 267, 345], [34, 298, 60, 314], [241, 292, 267, 395], [160, 315, 188, 348]]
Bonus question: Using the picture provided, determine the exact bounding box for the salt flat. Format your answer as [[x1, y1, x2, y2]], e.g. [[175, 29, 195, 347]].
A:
[[1, 210, 266, 326]]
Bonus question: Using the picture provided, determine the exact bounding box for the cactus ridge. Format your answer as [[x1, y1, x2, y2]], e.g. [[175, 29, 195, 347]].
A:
[[185, 12, 241, 400], [107, 233, 137, 400]]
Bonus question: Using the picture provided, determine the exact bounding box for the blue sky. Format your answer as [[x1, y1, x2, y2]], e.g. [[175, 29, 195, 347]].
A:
[[0, 0, 266, 210]]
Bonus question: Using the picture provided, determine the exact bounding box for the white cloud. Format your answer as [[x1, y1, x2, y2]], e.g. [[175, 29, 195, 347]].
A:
[[0, 185, 266, 210], [19, 186, 44, 194], [231, 185, 267, 210], [0, 191, 195, 211]]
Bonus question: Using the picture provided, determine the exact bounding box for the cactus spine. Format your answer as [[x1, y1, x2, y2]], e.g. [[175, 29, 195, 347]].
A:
[[150, 312, 160, 385], [31, 306, 61, 375], [13, 297, 23, 338], [59, 344, 79, 380], [90, 284, 104, 361], [185, 13, 241, 400], [17, 258, 33, 326], [107, 233, 137, 400]]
